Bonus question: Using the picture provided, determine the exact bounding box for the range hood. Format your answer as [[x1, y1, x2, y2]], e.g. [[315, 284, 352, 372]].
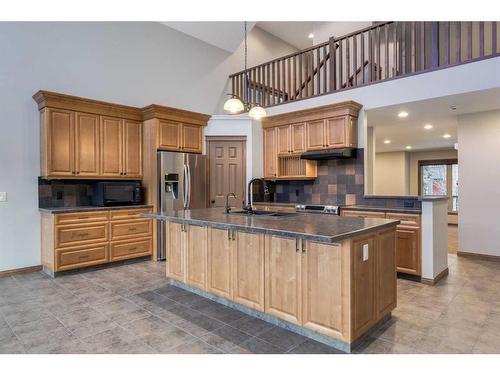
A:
[[300, 148, 357, 160]]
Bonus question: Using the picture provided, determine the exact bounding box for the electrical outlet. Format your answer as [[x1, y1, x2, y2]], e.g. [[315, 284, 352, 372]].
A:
[[0, 192, 7, 202], [362, 244, 369, 261]]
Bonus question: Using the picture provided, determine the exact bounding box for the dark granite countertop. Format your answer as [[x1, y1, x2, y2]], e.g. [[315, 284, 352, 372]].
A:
[[341, 205, 421, 214], [252, 202, 296, 207], [144, 208, 399, 244], [39, 205, 153, 213]]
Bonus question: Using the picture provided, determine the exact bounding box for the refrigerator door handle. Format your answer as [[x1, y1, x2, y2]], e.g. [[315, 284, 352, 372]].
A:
[[182, 164, 188, 209], [186, 163, 191, 208]]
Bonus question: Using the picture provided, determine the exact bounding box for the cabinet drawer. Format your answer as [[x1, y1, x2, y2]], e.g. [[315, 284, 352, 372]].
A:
[[386, 213, 420, 227], [110, 219, 152, 240], [56, 243, 108, 271], [341, 210, 386, 219], [55, 223, 108, 248], [110, 208, 152, 221], [110, 238, 152, 261], [55, 211, 109, 225]]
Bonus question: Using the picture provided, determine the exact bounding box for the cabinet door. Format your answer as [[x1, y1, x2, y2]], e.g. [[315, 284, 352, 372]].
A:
[[233, 231, 265, 311], [377, 229, 397, 318], [207, 227, 233, 299], [263, 127, 277, 178], [46, 108, 75, 177], [158, 120, 181, 150], [181, 123, 202, 153], [75, 112, 100, 177], [352, 235, 376, 340], [265, 235, 302, 325], [101, 116, 123, 177], [291, 123, 306, 153], [123, 120, 142, 178], [306, 119, 325, 150], [276, 125, 291, 155], [186, 224, 208, 290], [395, 226, 421, 275], [167, 222, 185, 282], [325, 117, 346, 148], [302, 241, 349, 341]]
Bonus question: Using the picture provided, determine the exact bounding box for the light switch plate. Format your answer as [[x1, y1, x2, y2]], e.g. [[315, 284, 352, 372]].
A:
[[0, 192, 6, 202], [362, 244, 369, 261]]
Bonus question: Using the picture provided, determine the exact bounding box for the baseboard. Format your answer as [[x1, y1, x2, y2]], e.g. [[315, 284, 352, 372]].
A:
[[457, 251, 500, 262], [421, 267, 449, 285], [0, 265, 42, 278]]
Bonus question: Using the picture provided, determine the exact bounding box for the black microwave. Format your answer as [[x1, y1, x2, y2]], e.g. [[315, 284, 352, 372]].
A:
[[93, 181, 143, 207]]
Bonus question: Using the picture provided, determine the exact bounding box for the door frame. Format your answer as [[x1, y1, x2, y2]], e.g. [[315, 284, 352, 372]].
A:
[[206, 136, 247, 208]]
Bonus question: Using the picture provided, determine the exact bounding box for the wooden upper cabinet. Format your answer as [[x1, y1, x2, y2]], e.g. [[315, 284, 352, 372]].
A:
[[263, 127, 277, 178], [325, 116, 357, 148], [306, 119, 325, 150], [291, 123, 306, 153], [123, 120, 142, 178], [158, 120, 181, 150], [75, 112, 100, 177], [181, 123, 202, 153], [277, 125, 291, 155], [100, 116, 123, 177], [44, 108, 75, 177]]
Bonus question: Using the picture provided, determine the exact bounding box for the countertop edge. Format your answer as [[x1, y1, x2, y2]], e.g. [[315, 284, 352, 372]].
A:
[[39, 205, 154, 213]]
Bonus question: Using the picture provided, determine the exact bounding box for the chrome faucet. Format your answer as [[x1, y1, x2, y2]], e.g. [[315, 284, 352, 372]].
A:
[[243, 178, 269, 213], [225, 193, 237, 213]]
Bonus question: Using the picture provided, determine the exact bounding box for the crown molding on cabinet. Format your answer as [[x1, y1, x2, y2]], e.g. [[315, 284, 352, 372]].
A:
[[141, 104, 210, 125]]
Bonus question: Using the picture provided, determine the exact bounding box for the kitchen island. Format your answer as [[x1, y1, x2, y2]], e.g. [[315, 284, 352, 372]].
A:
[[145, 208, 399, 352]]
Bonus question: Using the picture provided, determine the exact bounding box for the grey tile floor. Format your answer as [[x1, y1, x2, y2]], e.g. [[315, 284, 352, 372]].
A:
[[1, 254, 500, 354]]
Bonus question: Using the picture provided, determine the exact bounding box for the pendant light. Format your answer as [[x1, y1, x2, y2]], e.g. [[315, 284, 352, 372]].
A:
[[223, 21, 266, 120]]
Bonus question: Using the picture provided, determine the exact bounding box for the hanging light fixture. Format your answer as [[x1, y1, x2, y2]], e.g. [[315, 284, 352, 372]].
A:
[[223, 21, 266, 120]]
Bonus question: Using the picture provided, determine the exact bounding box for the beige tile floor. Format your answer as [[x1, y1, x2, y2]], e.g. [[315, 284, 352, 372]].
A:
[[1, 253, 499, 354]]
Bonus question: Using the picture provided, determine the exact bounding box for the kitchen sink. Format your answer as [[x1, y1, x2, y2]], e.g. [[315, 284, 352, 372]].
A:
[[227, 210, 297, 217]]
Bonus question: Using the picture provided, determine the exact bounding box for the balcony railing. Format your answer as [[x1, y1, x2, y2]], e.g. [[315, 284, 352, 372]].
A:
[[229, 21, 500, 107]]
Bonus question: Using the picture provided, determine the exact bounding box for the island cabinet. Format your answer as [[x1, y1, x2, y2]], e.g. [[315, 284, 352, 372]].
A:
[[166, 221, 397, 347]]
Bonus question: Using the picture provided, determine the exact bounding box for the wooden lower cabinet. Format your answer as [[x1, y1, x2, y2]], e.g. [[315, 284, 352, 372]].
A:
[[376, 229, 397, 318], [167, 222, 185, 282], [395, 225, 420, 275], [264, 235, 302, 325], [186, 224, 208, 290], [233, 231, 265, 311], [207, 227, 233, 299], [41, 208, 153, 274]]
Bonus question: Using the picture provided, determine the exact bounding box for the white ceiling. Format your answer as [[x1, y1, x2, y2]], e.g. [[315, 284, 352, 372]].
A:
[[368, 87, 500, 153]]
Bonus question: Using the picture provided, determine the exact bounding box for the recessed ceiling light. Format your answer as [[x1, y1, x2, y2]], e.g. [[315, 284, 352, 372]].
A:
[[384, 140, 391, 144], [405, 145, 412, 150], [308, 33, 314, 39], [398, 111, 409, 118], [424, 124, 433, 130], [443, 134, 451, 139]]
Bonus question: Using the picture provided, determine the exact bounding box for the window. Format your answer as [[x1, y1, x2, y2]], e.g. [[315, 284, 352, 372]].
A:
[[419, 159, 458, 213]]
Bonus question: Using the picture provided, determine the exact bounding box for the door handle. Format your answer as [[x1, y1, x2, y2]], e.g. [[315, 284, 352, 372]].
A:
[[186, 163, 191, 208], [182, 164, 188, 209]]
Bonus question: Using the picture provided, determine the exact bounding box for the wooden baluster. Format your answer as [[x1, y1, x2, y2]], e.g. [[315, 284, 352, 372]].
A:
[[272, 61, 276, 105], [412, 22, 417, 73], [385, 24, 389, 79], [377, 26, 381, 80], [430, 22, 439, 69], [329, 37, 336, 91], [493, 22, 498, 55], [299, 53, 303, 98], [402, 23, 406, 74], [361, 31, 365, 83], [304, 53, 308, 98], [346, 37, 351, 86], [276, 61, 280, 103], [456, 22, 462, 63], [231, 76, 235, 97], [467, 22, 473, 60], [353, 35, 358, 86], [338, 38, 343, 88], [257, 67, 261, 106], [444, 22, 450, 66], [253, 68, 257, 104], [420, 22, 425, 70], [394, 22, 399, 75], [287, 57, 291, 100], [322, 45, 327, 93], [479, 21, 485, 57], [368, 29, 373, 81], [316, 48, 320, 95], [262, 64, 266, 106]]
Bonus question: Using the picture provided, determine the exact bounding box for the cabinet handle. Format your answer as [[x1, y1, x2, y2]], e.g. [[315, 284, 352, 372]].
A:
[[128, 247, 137, 251], [78, 254, 90, 260], [227, 229, 231, 240], [232, 230, 236, 241], [301, 239, 306, 253], [295, 238, 300, 252]]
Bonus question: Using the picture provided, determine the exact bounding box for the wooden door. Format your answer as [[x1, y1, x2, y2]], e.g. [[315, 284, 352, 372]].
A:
[[291, 123, 306, 153], [158, 120, 181, 150], [325, 117, 346, 148], [263, 128, 277, 178], [377, 229, 397, 318], [75, 112, 100, 177], [207, 138, 246, 208], [101, 116, 123, 177], [181, 123, 202, 153], [276, 125, 291, 155], [306, 119, 325, 150], [302, 240, 349, 340], [46, 108, 75, 177], [352, 235, 376, 340], [167, 222, 185, 282], [186, 224, 207, 290], [123, 120, 142, 178], [265, 235, 302, 325], [233, 231, 265, 311], [395, 226, 421, 275], [207, 227, 233, 299]]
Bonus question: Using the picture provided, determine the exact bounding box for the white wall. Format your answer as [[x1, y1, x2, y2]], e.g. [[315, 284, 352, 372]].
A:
[[0, 22, 295, 272], [458, 110, 500, 256], [374, 151, 410, 196]]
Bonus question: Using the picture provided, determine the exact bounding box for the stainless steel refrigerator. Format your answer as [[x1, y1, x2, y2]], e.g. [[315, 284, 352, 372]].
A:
[[157, 151, 207, 260]]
